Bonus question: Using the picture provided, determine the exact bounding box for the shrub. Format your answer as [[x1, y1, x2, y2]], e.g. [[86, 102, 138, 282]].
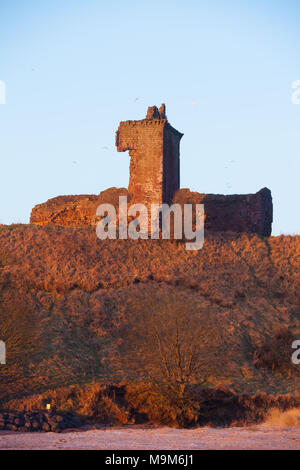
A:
[[253, 328, 300, 376]]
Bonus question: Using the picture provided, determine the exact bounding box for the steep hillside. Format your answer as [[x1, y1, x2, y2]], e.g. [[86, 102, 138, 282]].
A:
[[0, 224, 299, 410]]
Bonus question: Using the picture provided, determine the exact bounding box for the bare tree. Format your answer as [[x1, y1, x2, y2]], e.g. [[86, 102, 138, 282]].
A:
[[114, 290, 205, 400]]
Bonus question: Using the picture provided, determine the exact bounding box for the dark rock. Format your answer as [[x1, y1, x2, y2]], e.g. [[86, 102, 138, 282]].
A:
[[14, 416, 25, 427], [41, 422, 50, 432], [31, 420, 40, 430], [0, 410, 82, 432]]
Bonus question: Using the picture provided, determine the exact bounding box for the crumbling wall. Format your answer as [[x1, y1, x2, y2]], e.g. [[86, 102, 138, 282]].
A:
[[30, 104, 273, 236], [116, 104, 183, 209], [173, 187, 273, 236], [116, 119, 165, 208], [30, 188, 129, 227], [30, 186, 272, 237], [163, 123, 181, 205]]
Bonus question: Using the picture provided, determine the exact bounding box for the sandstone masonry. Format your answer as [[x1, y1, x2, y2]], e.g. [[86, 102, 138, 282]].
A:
[[30, 104, 273, 236], [116, 104, 183, 209]]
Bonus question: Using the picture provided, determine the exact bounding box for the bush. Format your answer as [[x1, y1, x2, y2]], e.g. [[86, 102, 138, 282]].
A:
[[253, 328, 300, 376]]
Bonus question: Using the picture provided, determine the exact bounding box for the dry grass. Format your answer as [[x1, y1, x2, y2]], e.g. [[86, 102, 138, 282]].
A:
[[0, 224, 299, 418], [253, 328, 300, 376], [264, 407, 300, 427], [3, 382, 300, 428]]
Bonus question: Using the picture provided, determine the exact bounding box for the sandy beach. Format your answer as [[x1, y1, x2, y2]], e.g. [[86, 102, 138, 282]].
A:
[[0, 425, 299, 450]]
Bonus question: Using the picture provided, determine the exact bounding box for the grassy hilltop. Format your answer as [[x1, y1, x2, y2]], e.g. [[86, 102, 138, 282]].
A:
[[0, 224, 299, 426]]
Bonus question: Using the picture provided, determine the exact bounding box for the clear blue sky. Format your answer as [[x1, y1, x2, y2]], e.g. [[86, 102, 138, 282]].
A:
[[0, 0, 299, 234]]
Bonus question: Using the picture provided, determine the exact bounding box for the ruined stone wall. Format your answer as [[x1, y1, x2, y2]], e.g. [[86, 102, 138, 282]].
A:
[[163, 124, 181, 205], [116, 104, 183, 210], [30, 186, 272, 237], [30, 188, 129, 227], [30, 104, 273, 236], [116, 119, 165, 209], [173, 187, 273, 237]]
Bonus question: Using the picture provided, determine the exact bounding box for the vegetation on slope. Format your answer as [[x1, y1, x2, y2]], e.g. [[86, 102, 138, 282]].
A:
[[0, 225, 299, 425]]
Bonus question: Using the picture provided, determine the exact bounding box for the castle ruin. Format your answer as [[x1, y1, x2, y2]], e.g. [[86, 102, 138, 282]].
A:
[[30, 104, 273, 237], [116, 104, 182, 210]]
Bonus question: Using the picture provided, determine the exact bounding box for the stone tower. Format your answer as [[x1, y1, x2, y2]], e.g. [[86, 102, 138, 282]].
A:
[[116, 104, 183, 209]]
